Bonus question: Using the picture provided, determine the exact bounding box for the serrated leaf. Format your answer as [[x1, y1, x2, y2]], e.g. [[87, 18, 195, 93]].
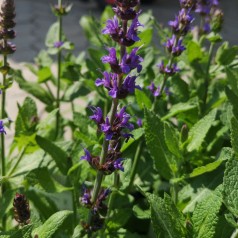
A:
[[187, 109, 217, 152], [226, 68, 238, 96], [223, 159, 238, 217], [192, 186, 223, 238], [225, 87, 238, 119], [231, 117, 238, 159], [144, 108, 173, 180], [216, 42, 238, 65], [147, 193, 187, 238], [15, 97, 38, 137], [32, 210, 73, 238], [164, 122, 181, 159], [135, 89, 152, 109], [36, 135, 68, 175]]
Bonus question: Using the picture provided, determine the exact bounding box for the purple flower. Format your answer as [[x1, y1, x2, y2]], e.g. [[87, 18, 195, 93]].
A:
[[101, 47, 118, 65], [137, 118, 143, 127], [120, 47, 143, 74], [80, 148, 92, 162], [172, 39, 186, 56], [101, 117, 113, 140], [113, 158, 124, 171], [158, 61, 180, 76], [122, 75, 141, 94], [81, 185, 92, 206], [126, 13, 143, 42], [102, 16, 122, 42], [95, 71, 113, 88], [115, 107, 134, 131], [148, 82, 161, 97], [54, 41, 64, 48], [0, 121, 6, 134], [89, 106, 104, 125]]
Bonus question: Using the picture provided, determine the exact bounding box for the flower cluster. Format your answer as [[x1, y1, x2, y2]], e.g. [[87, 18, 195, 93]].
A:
[[81, 106, 133, 174], [147, 82, 170, 98], [81, 0, 143, 232], [149, 0, 195, 97], [195, 0, 223, 34], [80, 187, 111, 232], [0, 0, 16, 58]]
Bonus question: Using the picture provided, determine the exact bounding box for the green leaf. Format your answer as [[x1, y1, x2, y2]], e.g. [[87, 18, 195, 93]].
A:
[[144, 108, 173, 180], [187, 41, 203, 62], [164, 122, 181, 159], [15, 97, 38, 137], [216, 42, 238, 65], [32, 210, 73, 238], [223, 159, 238, 217], [135, 89, 152, 109], [45, 22, 59, 48], [187, 109, 217, 152], [147, 193, 187, 238], [0, 225, 33, 238], [192, 186, 223, 238], [231, 117, 238, 158], [37, 67, 52, 83], [225, 87, 238, 119], [226, 68, 238, 97], [36, 135, 68, 175], [24, 167, 72, 193], [133, 205, 150, 219], [162, 102, 197, 120]]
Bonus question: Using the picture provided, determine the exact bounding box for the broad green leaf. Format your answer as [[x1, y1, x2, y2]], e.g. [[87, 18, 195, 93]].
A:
[[32, 210, 73, 238], [37, 67, 52, 83], [231, 117, 238, 158], [133, 205, 150, 219], [223, 159, 238, 217], [225, 213, 238, 229], [187, 41, 203, 62], [63, 82, 90, 101], [216, 42, 238, 65], [192, 186, 223, 238], [164, 122, 181, 159], [147, 193, 187, 238], [162, 102, 197, 120], [187, 109, 217, 152], [15, 97, 38, 137], [144, 108, 173, 180], [36, 136, 68, 175], [135, 89, 152, 109], [24, 167, 72, 193], [37, 109, 58, 140], [0, 225, 33, 238], [225, 87, 238, 119], [226, 68, 238, 96]]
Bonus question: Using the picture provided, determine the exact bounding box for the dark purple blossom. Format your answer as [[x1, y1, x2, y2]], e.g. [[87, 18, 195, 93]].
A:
[[0, 121, 6, 134], [81, 186, 92, 206], [89, 106, 104, 125], [81, 148, 92, 162], [115, 107, 134, 131], [101, 117, 113, 140], [95, 72, 115, 88], [158, 61, 180, 76], [148, 82, 160, 97], [113, 158, 124, 171], [102, 16, 122, 42], [120, 47, 143, 74], [113, 7, 137, 20], [126, 14, 143, 42], [121, 75, 141, 94]]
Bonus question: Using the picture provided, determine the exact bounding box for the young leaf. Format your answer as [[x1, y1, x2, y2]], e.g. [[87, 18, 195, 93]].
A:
[[187, 41, 203, 62], [32, 210, 73, 238], [144, 108, 173, 180], [192, 186, 223, 238], [223, 159, 238, 217], [231, 117, 238, 158], [36, 135, 68, 175], [147, 193, 187, 238], [187, 109, 217, 152]]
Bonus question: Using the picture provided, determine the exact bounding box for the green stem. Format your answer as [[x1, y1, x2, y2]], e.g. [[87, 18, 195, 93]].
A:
[[128, 140, 143, 191], [1, 53, 7, 231], [201, 42, 214, 115], [55, 8, 63, 139]]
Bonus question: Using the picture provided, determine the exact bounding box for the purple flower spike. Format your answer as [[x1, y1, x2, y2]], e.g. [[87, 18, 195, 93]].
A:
[[0, 121, 6, 134], [120, 47, 143, 74], [81, 148, 92, 162], [89, 106, 104, 125], [113, 158, 124, 171]]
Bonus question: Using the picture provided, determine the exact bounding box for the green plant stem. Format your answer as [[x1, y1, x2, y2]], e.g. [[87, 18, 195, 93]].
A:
[[128, 140, 143, 191], [1, 53, 7, 231], [56, 7, 63, 139], [201, 42, 214, 115]]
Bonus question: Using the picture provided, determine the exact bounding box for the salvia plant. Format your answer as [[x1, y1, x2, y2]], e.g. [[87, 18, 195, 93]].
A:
[[0, 0, 238, 237]]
